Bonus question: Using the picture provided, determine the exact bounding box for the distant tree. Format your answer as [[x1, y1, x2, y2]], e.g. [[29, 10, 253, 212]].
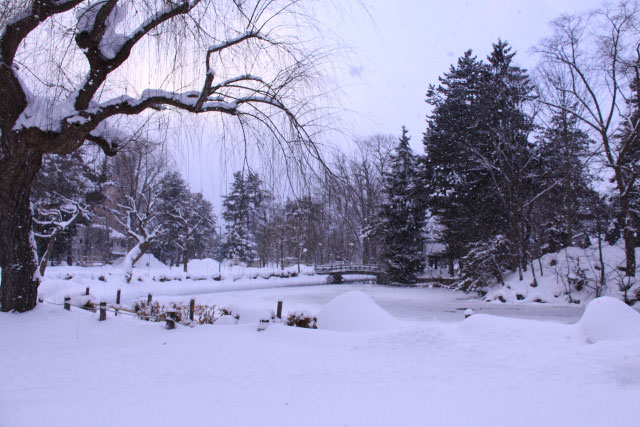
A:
[[535, 107, 597, 253], [379, 128, 426, 283], [154, 171, 191, 266], [167, 191, 215, 272], [284, 196, 323, 270], [223, 172, 257, 263], [245, 172, 273, 267], [31, 150, 102, 275]]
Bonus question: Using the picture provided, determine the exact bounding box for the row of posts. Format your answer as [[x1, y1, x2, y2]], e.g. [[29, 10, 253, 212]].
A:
[[63, 290, 285, 328]]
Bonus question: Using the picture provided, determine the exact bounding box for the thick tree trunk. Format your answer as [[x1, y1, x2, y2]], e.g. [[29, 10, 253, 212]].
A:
[[0, 137, 43, 312]]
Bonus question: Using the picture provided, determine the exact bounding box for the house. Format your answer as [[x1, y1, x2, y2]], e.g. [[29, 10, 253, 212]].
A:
[[70, 224, 129, 265]]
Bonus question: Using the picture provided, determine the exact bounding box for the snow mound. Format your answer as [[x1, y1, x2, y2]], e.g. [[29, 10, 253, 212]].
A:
[[233, 306, 274, 324], [578, 297, 640, 343], [112, 253, 166, 268], [317, 291, 400, 331]]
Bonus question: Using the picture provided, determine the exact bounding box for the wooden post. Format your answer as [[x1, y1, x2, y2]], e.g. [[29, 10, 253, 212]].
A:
[[166, 309, 176, 330], [147, 293, 152, 304], [189, 299, 195, 321], [99, 302, 107, 321], [64, 296, 71, 311], [85, 287, 90, 296], [116, 289, 121, 305], [276, 301, 283, 319]]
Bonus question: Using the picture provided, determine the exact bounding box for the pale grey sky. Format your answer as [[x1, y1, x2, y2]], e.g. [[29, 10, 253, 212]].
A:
[[334, 0, 603, 145]]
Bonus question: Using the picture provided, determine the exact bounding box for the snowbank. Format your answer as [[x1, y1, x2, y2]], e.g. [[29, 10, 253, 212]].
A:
[[484, 243, 640, 306], [316, 291, 401, 331], [577, 296, 640, 343], [112, 253, 166, 268]]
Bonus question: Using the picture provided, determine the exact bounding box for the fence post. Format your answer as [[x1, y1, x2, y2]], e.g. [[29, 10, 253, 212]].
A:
[[189, 299, 195, 322], [147, 293, 152, 304], [85, 287, 90, 296], [276, 301, 283, 319], [99, 302, 106, 321], [64, 296, 71, 311], [166, 309, 176, 330], [116, 289, 121, 305]]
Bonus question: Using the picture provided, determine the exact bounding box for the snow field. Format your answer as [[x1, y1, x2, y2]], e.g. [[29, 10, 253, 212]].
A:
[[1, 291, 639, 427]]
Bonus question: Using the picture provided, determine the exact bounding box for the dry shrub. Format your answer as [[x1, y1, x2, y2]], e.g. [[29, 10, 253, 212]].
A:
[[286, 312, 317, 329]]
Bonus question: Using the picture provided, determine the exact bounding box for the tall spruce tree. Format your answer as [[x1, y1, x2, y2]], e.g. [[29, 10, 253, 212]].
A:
[[379, 128, 426, 283], [423, 49, 502, 265], [222, 171, 258, 263], [424, 41, 538, 283]]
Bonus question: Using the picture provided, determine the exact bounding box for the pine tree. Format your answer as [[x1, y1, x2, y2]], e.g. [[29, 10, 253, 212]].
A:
[[379, 128, 426, 283]]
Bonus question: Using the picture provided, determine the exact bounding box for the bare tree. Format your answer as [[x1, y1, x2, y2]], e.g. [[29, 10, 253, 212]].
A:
[[0, 0, 327, 311], [535, 1, 640, 279], [33, 198, 89, 276], [114, 194, 162, 283]]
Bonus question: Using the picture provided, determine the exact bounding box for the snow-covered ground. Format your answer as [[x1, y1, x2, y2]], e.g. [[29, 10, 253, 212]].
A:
[[2, 283, 639, 426], [3, 251, 640, 426]]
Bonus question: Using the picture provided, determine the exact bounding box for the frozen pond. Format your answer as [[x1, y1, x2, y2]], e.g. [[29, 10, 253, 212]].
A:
[[157, 283, 585, 324]]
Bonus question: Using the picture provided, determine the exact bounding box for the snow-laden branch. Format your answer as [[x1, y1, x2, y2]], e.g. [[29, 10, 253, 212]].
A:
[[33, 196, 90, 276], [113, 194, 163, 282], [74, 0, 201, 110]]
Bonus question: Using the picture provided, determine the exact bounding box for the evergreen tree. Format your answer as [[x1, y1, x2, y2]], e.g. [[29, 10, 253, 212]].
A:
[[536, 107, 597, 252], [424, 41, 538, 282], [245, 172, 273, 267], [222, 171, 258, 263], [154, 171, 191, 265], [423, 49, 502, 264], [379, 128, 426, 283]]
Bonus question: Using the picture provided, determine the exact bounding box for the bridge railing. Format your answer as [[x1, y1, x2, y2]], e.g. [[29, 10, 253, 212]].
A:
[[314, 263, 381, 274]]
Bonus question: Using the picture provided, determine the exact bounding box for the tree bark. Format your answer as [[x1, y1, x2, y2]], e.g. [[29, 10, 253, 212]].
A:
[[0, 135, 43, 312]]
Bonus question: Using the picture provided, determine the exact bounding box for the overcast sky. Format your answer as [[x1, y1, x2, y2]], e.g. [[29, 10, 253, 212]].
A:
[[178, 0, 605, 213]]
